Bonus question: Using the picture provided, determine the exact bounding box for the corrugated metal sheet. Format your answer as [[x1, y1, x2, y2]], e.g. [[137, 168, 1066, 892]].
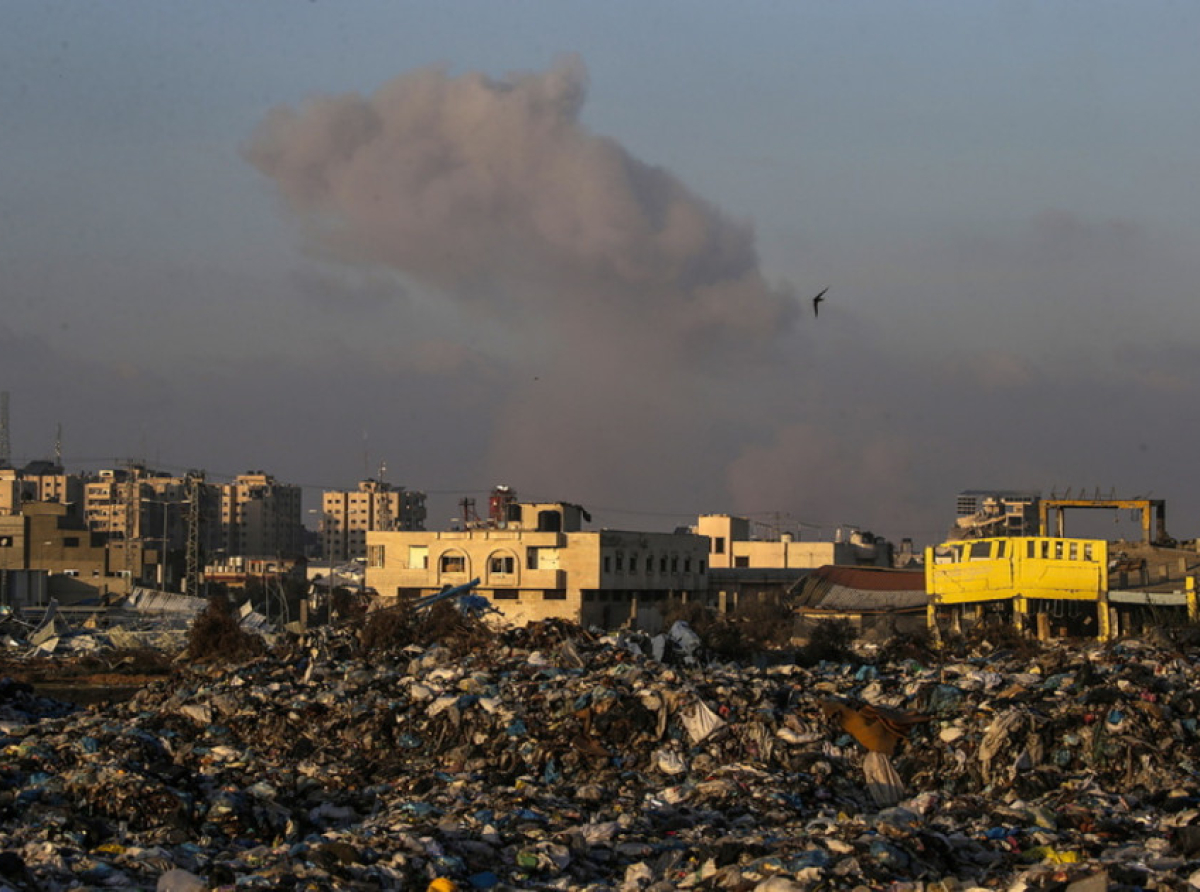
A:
[[796, 565, 927, 614]]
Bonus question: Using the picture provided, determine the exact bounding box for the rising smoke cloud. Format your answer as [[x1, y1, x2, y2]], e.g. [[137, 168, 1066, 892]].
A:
[[244, 56, 796, 356], [246, 56, 810, 524]]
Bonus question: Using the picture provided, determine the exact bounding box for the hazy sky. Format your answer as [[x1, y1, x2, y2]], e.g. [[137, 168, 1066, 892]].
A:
[[4, 2, 1200, 544]]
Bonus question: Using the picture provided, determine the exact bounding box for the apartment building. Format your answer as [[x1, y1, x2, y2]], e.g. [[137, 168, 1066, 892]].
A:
[[219, 472, 303, 559], [83, 465, 219, 554], [953, 490, 1040, 539], [321, 479, 427, 562], [367, 500, 708, 632], [0, 501, 155, 601], [0, 461, 83, 517]]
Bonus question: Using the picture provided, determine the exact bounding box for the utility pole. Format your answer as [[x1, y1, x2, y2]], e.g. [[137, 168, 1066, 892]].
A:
[[185, 470, 204, 598]]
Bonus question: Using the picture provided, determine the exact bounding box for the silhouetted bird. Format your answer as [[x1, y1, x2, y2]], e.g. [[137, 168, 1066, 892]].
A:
[[812, 287, 828, 316]]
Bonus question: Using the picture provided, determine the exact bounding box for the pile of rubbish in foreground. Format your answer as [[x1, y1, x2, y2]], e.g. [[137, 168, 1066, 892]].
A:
[[6, 619, 1200, 891]]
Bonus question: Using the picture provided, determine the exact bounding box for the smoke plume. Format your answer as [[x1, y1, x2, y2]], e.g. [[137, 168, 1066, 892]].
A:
[[247, 56, 804, 522]]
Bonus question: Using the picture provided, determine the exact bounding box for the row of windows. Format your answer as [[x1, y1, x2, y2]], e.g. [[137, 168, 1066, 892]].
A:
[[1, 536, 83, 548], [434, 552, 706, 576], [946, 539, 1097, 563], [604, 554, 705, 575], [582, 590, 678, 602]]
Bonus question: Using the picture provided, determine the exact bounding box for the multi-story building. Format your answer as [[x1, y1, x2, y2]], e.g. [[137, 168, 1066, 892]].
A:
[[952, 490, 1040, 539], [367, 500, 708, 632], [83, 465, 216, 554], [0, 501, 156, 602], [0, 468, 32, 516], [320, 479, 426, 562], [219, 472, 303, 559], [0, 461, 84, 518]]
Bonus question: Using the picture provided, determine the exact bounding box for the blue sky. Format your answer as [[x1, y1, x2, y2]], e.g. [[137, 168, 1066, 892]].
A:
[[4, 2, 1200, 544]]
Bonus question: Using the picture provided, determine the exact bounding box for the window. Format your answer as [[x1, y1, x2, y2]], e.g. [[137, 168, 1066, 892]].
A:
[[493, 590, 519, 600], [604, 556, 611, 573], [615, 554, 624, 572], [715, 537, 725, 554], [645, 555, 653, 573], [0, 536, 11, 547], [699, 560, 705, 573], [441, 554, 466, 573], [63, 537, 80, 547], [684, 558, 691, 572], [542, 590, 566, 600], [969, 542, 991, 560], [526, 547, 539, 570], [367, 545, 385, 568], [490, 555, 515, 574]]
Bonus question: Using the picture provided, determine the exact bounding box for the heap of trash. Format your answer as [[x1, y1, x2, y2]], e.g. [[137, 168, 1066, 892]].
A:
[[6, 615, 1200, 891]]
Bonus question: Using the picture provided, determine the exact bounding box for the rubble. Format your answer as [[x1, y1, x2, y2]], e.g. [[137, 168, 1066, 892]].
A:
[[6, 618, 1200, 890]]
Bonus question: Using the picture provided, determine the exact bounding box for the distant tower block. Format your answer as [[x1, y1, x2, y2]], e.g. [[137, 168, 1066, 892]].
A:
[[0, 391, 9, 467]]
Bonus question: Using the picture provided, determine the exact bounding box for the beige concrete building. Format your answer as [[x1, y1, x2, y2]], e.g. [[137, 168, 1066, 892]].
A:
[[696, 514, 892, 570], [321, 479, 427, 562], [219, 472, 303, 559], [0, 501, 156, 602], [84, 466, 214, 552], [367, 501, 708, 632], [0, 468, 31, 516], [695, 514, 894, 613], [0, 462, 84, 518]]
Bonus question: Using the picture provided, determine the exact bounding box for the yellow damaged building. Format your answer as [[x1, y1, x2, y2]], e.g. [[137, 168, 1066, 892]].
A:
[[926, 536, 1197, 641]]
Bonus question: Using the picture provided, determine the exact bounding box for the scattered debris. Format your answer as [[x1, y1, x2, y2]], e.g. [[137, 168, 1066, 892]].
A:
[[4, 616, 1200, 889]]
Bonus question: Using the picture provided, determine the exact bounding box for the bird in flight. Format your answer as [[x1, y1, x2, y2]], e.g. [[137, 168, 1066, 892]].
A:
[[812, 287, 828, 317]]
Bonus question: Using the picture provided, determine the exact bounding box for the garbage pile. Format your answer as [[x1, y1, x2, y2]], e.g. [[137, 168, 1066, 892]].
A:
[[6, 620, 1200, 890]]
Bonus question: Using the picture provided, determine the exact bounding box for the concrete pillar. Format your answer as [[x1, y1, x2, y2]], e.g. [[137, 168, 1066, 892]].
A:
[[1036, 612, 1050, 641]]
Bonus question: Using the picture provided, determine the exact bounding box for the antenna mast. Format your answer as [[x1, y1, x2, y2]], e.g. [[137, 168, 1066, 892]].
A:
[[377, 460, 392, 532], [0, 392, 9, 467]]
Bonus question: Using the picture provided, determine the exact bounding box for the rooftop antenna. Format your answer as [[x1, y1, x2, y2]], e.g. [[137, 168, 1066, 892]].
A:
[[377, 460, 392, 532], [54, 422, 62, 467], [0, 391, 9, 467]]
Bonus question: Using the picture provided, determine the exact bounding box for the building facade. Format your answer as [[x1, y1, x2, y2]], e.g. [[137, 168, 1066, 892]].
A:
[[321, 479, 427, 562], [367, 501, 708, 632], [219, 472, 303, 559], [0, 501, 155, 602], [952, 490, 1040, 539], [695, 514, 894, 613], [0, 462, 84, 518]]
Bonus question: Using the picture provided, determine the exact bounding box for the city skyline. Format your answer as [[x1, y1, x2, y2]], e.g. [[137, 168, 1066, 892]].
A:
[[5, 3, 1200, 545]]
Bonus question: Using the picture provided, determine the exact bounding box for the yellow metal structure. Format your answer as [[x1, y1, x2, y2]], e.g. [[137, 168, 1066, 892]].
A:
[[926, 536, 1110, 639], [1038, 498, 1168, 544]]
